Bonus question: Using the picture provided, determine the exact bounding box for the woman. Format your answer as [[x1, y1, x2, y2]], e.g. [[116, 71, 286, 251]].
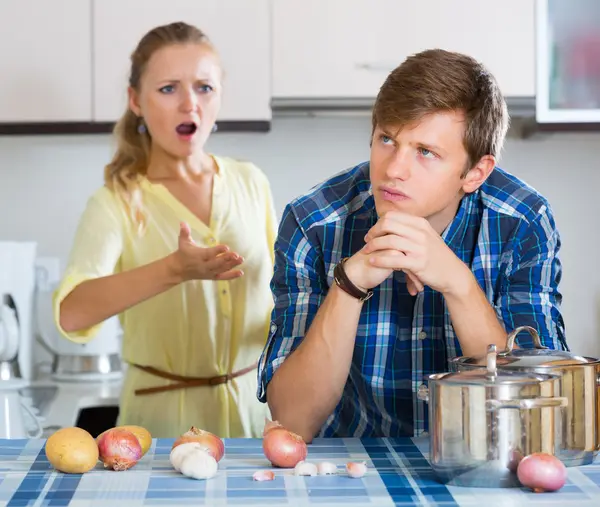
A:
[[53, 21, 277, 438]]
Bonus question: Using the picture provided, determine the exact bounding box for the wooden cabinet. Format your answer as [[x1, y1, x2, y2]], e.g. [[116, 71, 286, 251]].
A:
[[0, 0, 92, 122], [92, 0, 271, 123], [272, 0, 535, 99]]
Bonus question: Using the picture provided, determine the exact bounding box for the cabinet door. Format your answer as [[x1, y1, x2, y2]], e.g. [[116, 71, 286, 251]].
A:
[[536, 0, 600, 123], [0, 1, 92, 122], [273, 0, 535, 99], [93, 0, 271, 122]]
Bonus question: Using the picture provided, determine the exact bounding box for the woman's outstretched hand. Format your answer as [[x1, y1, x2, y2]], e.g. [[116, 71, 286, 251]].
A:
[[171, 222, 244, 282]]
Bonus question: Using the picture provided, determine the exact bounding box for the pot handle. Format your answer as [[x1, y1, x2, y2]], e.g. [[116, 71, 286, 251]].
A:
[[487, 396, 568, 411], [501, 325, 547, 355]]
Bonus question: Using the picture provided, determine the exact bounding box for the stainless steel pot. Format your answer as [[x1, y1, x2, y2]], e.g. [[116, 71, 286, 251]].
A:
[[418, 343, 568, 488], [449, 325, 600, 467]]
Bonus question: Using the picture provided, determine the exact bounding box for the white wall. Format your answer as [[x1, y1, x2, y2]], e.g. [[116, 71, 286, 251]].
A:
[[1, 115, 599, 358]]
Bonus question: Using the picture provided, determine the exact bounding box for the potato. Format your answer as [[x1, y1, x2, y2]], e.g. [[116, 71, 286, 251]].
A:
[[97, 425, 152, 456], [45, 427, 99, 474]]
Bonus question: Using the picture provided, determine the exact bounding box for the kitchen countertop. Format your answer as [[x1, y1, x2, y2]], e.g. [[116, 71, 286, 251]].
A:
[[1, 437, 600, 506]]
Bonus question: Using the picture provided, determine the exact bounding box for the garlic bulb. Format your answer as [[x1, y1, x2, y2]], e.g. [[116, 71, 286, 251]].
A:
[[170, 442, 218, 480]]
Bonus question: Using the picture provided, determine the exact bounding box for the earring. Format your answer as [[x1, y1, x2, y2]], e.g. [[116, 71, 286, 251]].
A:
[[137, 118, 147, 134], [211, 123, 218, 133]]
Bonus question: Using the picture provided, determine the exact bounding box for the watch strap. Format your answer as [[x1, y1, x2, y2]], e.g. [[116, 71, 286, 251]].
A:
[[333, 257, 373, 302]]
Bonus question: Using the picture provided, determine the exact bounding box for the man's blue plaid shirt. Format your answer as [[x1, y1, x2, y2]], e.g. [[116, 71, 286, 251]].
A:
[[257, 162, 567, 438]]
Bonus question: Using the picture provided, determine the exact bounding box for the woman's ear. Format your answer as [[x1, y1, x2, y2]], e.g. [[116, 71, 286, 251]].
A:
[[128, 86, 142, 117]]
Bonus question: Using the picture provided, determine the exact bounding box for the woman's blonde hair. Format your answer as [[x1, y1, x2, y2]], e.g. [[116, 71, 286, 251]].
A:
[[104, 21, 214, 234]]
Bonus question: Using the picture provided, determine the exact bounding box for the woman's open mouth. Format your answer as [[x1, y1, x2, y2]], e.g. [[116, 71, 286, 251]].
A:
[[175, 122, 197, 139]]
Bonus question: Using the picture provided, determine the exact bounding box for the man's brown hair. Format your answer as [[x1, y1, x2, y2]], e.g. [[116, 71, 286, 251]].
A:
[[372, 49, 509, 174]]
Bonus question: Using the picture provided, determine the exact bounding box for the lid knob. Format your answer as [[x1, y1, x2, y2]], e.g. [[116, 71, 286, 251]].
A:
[[486, 344, 498, 378]]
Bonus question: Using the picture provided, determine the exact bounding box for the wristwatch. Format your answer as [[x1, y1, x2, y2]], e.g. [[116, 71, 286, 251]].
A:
[[333, 257, 374, 302]]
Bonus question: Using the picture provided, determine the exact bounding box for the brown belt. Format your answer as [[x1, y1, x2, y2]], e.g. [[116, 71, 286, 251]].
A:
[[131, 362, 258, 396]]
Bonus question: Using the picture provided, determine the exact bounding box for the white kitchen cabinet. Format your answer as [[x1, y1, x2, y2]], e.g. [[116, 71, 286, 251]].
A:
[[536, 0, 600, 123], [93, 0, 271, 123], [0, 1, 92, 122], [272, 0, 535, 100]]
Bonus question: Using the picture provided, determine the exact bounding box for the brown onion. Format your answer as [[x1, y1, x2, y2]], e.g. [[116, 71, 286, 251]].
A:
[[262, 418, 307, 468], [97, 428, 142, 471], [172, 427, 225, 462], [517, 452, 567, 493]]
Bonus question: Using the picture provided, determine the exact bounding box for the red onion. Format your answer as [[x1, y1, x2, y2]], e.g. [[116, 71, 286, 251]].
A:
[[517, 452, 567, 493], [97, 428, 142, 471], [262, 418, 307, 468], [171, 427, 225, 462]]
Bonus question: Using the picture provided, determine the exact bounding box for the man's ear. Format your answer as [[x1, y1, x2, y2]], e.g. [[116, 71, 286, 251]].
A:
[[128, 86, 142, 117], [461, 155, 495, 193]]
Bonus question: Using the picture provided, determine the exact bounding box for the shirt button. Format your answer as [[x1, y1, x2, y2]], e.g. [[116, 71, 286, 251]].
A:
[[206, 236, 216, 245], [418, 330, 427, 340]]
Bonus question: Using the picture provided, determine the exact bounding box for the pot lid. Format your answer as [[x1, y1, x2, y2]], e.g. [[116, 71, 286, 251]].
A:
[[436, 368, 558, 386], [437, 344, 560, 385], [453, 348, 596, 369], [451, 326, 599, 369]]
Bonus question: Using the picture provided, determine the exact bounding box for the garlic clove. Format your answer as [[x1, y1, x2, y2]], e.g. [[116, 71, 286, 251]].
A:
[[346, 461, 367, 478], [253, 470, 275, 481], [294, 460, 318, 476], [317, 461, 338, 475], [170, 442, 218, 480]]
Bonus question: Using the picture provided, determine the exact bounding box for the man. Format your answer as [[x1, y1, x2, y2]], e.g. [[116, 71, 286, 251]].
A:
[[256, 49, 567, 443]]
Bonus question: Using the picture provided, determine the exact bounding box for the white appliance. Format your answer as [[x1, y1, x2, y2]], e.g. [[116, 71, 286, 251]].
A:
[[35, 281, 123, 382], [0, 378, 43, 438], [0, 241, 37, 382], [0, 241, 46, 438]]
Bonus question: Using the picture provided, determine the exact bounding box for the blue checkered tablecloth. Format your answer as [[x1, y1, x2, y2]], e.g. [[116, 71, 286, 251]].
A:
[[1, 437, 600, 506]]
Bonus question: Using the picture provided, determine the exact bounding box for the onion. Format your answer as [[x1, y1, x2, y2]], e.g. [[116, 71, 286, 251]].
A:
[[97, 428, 142, 471], [97, 425, 152, 456], [517, 452, 567, 493], [262, 418, 307, 468], [171, 426, 225, 462]]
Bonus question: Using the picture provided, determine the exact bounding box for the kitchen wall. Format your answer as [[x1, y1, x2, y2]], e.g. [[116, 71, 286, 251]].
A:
[[1, 115, 599, 358]]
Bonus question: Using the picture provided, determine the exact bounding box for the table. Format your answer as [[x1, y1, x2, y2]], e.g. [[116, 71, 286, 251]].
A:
[[1, 437, 600, 506]]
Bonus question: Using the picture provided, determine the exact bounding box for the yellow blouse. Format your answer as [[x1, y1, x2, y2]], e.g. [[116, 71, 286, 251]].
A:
[[53, 155, 277, 438]]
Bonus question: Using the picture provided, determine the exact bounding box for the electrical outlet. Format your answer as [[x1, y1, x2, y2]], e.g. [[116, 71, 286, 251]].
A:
[[35, 257, 61, 292]]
